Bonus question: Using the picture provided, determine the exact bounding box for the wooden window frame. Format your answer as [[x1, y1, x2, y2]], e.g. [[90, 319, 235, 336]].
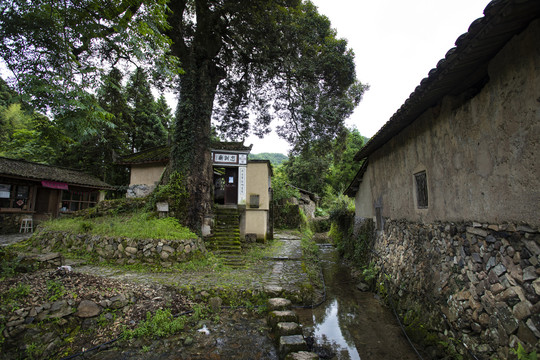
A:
[[60, 189, 99, 213], [414, 171, 429, 209]]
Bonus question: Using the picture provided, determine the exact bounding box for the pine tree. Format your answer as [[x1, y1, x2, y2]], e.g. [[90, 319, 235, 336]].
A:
[[126, 68, 167, 152]]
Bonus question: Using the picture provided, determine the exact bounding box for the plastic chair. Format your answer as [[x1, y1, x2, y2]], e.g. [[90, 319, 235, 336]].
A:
[[19, 216, 33, 233]]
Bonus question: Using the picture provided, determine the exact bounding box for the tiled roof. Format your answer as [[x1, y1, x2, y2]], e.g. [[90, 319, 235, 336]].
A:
[[344, 160, 368, 197], [0, 157, 113, 189], [354, 0, 540, 161], [116, 145, 170, 165], [117, 142, 253, 164], [212, 141, 253, 152]]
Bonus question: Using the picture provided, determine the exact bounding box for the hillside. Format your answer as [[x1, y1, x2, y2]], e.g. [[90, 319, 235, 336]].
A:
[[248, 153, 288, 166]]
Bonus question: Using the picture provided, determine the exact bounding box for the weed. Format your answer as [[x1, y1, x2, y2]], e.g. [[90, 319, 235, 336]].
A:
[[40, 210, 197, 240], [511, 343, 538, 360], [25, 342, 42, 360], [123, 308, 186, 340], [47, 280, 65, 301]]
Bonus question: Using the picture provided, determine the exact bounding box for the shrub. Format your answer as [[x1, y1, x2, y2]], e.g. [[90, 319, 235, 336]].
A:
[[328, 194, 374, 267]]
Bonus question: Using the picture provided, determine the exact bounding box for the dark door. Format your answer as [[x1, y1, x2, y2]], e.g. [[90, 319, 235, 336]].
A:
[[224, 168, 238, 205]]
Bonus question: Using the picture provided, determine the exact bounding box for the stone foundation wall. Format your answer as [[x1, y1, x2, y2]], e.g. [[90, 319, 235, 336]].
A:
[[0, 213, 29, 234], [372, 219, 539, 358], [32, 230, 206, 265], [126, 184, 154, 198]]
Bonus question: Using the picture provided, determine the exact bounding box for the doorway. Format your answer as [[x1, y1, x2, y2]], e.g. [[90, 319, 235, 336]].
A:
[[213, 167, 238, 205]]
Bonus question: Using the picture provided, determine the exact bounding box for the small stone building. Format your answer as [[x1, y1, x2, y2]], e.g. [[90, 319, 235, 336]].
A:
[[118, 142, 273, 241], [345, 1, 540, 357], [0, 157, 111, 234]]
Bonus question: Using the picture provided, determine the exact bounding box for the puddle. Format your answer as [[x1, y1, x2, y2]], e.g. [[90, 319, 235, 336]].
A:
[[296, 243, 418, 360]]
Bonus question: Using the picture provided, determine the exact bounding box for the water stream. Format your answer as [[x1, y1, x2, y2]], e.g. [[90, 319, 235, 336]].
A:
[[296, 242, 419, 360]]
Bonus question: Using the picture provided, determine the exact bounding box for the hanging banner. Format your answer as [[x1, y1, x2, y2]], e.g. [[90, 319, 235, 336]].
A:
[[41, 180, 69, 190]]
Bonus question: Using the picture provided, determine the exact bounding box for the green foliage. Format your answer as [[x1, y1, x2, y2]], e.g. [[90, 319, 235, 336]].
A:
[[327, 128, 367, 193], [147, 171, 190, 223], [511, 343, 538, 360], [272, 166, 301, 204], [0, 247, 22, 280], [278, 127, 368, 205], [25, 342, 43, 360], [0, 0, 180, 121], [328, 194, 374, 267], [123, 308, 186, 340], [126, 67, 168, 152], [41, 211, 197, 240], [47, 280, 66, 301], [2, 283, 31, 307], [282, 147, 332, 196], [248, 153, 288, 166]]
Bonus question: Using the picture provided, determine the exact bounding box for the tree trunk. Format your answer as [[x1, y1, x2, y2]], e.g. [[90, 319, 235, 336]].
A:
[[170, 59, 221, 231]]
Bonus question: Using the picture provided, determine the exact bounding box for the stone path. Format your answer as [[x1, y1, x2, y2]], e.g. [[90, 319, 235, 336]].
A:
[[0, 232, 33, 247], [68, 231, 316, 303]]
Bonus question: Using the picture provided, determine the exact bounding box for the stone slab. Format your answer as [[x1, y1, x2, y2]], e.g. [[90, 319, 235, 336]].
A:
[[279, 335, 307, 358], [268, 310, 298, 330], [276, 322, 302, 337], [285, 351, 319, 360], [268, 298, 292, 311]]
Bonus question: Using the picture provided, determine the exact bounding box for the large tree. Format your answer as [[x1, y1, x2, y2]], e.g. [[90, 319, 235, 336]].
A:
[[0, 0, 366, 231], [167, 1, 365, 228]]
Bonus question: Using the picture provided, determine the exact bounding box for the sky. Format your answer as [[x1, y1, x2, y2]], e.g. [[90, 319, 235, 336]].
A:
[[246, 0, 490, 154]]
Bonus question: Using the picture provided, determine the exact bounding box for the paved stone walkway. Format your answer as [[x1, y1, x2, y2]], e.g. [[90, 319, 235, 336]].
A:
[[68, 231, 314, 301], [0, 232, 33, 247]]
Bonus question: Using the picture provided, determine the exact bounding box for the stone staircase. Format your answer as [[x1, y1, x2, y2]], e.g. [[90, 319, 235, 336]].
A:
[[267, 298, 319, 360], [205, 207, 245, 267]]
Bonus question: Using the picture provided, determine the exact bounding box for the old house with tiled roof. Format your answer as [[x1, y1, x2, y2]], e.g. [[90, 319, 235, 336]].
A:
[[118, 142, 273, 242], [0, 157, 112, 233], [345, 0, 539, 357]]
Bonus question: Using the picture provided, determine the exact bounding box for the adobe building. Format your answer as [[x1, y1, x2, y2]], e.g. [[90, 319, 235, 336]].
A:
[[0, 157, 111, 234], [118, 142, 273, 241], [345, 1, 540, 357]]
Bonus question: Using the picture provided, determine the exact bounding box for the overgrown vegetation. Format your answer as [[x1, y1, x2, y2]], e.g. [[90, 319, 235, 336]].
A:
[[41, 210, 196, 240], [123, 308, 187, 340], [327, 194, 374, 268], [146, 171, 190, 224]]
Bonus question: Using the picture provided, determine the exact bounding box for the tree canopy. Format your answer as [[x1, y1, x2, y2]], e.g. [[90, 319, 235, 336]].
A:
[[1, 0, 367, 230]]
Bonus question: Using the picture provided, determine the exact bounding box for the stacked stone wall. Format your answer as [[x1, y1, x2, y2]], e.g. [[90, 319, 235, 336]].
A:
[[373, 219, 539, 358], [32, 230, 206, 265], [0, 213, 26, 234]]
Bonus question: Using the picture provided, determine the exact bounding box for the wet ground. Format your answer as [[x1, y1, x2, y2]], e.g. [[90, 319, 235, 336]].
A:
[[296, 241, 419, 359], [3, 231, 420, 359], [0, 232, 33, 247]]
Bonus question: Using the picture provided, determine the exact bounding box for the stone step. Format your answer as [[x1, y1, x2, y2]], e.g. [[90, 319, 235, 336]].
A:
[[268, 298, 292, 311], [276, 322, 302, 337], [268, 310, 298, 330], [279, 335, 308, 358], [285, 351, 319, 360]]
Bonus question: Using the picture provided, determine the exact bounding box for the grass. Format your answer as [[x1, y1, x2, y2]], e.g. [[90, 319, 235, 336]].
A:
[[40, 211, 197, 240], [123, 308, 187, 340]]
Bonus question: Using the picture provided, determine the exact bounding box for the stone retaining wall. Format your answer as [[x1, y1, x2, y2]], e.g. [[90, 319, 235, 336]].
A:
[[372, 219, 539, 358], [0, 213, 26, 234], [32, 230, 206, 265]]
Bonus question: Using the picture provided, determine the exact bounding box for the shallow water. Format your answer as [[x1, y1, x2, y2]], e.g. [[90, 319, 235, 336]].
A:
[[296, 244, 419, 360]]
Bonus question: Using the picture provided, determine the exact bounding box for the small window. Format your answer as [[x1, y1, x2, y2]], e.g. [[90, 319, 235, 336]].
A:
[[250, 194, 260, 208], [414, 171, 428, 208]]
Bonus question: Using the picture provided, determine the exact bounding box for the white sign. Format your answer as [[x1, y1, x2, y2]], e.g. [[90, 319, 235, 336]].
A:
[[238, 166, 247, 204], [156, 202, 169, 212], [239, 154, 247, 165], [214, 153, 237, 163]]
